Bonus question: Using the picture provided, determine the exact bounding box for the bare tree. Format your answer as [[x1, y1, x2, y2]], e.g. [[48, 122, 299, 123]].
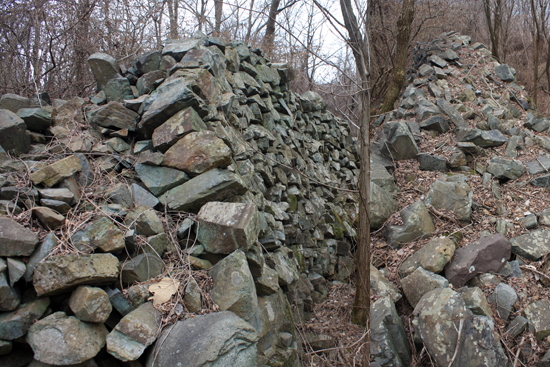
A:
[[214, 0, 223, 36], [167, 0, 179, 39]]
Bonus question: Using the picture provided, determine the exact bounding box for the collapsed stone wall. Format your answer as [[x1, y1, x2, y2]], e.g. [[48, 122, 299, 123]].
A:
[[0, 34, 360, 366]]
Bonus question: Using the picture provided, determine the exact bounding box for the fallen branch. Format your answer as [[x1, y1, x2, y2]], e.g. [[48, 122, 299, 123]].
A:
[[448, 319, 464, 367]]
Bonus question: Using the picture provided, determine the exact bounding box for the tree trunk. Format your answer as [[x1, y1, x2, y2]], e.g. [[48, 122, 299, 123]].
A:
[[484, 0, 502, 61], [379, 0, 415, 113], [530, 0, 540, 108], [167, 0, 179, 39], [214, 0, 223, 37], [340, 0, 371, 365], [263, 0, 281, 54]]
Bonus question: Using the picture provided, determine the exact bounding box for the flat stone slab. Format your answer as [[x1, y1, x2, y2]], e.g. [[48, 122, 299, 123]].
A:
[[89, 101, 138, 131], [33, 253, 120, 296], [0, 298, 50, 340], [197, 202, 259, 254], [135, 163, 189, 196], [510, 230, 550, 260], [30, 155, 82, 187], [151, 106, 206, 151], [445, 233, 511, 287], [106, 302, 161, 361], [72, 217, 125, 253], [524, 299, 550, 340], [399, 237, 455, 277], [0, 216, 39, 256]]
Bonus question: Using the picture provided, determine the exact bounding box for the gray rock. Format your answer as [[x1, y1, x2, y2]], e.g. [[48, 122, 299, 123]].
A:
[[104, 77, 134, 102], [402, 266, 449, 308], [197, 202, 259, 254], [0, 109, 30, 155], [458, 315, 508, 366], [17, 107, 52, 132], [0, 298, 50, 340], [266, 248, 299, 287], [124, 206, 164, 237], [441, 49, 459, 60], [525, 113, 549, 132], [371, 164, 398, 193], [159, 168, 247, 213], [136, 70, 165, 95], [162, 38, 204, 61], [134, 50, 161, 75], [104, 182, 133, 208], [89, 101, 138, 131], [27, 312, 108, 365], [29, 155, 82, 187], [106, 302, 161, 361], [105, 287, 136, 316], [130, 183, 159, 208], [419, 115, 451, 133], [255, 263, 280, 296], [151, 106, 206, 152], [487, 283, 516, 323], [437, 98, 468, 127], [531, 174, 550, 188], [457, 128, 508, 147], [371, 182, 399, 229], [88, 52, 122, 91], [386, 200, 435, 248], [418, 153, 447, 172], [0, 216, 39, 256], [486, 157, 526, 180], [38, 188, 75, 205], [510, 229, 550, 260], [425, 180, 473, 222], [371, 264, 401, 302], [0, 272, 20, 311], [506, 316, 528, 338], [0, 340, 11, 356], [32, 206, 65, 230], [0, 93, 39, 113], [399, 236, 456, 277], [524, 299, 550, 340], [33, 253, 120, 296], [494, 64, 516, 82], [541, 208, 550, 226], [72, 217, 125, 253], [146, 311, 258, 367], [371, 297, 412, 367], [135, 163, 189, 197], [121, 253, 164, 284], [379, 121, 419, 160], [457, 286, 493, 317], [69, 286, 112, 323], [523, 214, 538, 229], [445, 233, 511, 287], [505, 135, 522, 158], [526, 156, 550, 175], [23, 233, 57, 282], [184, 277, 202, 312]]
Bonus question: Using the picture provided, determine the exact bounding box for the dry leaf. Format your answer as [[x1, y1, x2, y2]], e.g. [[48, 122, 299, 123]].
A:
[[148, 277, 180, 306]]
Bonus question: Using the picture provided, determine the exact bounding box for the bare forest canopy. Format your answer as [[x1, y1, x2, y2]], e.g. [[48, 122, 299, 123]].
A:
[[3, 0, 550, 116]]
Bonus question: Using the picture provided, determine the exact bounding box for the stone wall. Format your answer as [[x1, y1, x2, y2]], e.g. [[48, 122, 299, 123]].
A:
[[0, 33, 361, 366]]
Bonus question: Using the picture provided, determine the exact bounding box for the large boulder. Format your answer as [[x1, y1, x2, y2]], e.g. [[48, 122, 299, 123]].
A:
[[27, 312, 108, 365], [146, 311, 258, 367], [425, 180, 473, 222], [89, 101, 138, 131], [370, 182, 399, 229], [385, 201, 435, 248], [197, 202, 259, 254], [88, 52, 122, 91], [379, 121, 419, 160], [151, 106, 207, 152], [0, 216, 39, 257], [399, 236, 456, 277], [0, 109, 30, 155]]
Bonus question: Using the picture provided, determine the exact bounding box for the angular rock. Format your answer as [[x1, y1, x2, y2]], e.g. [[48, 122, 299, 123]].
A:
[[88, 52, 122, 91], [385, 201, 435, 248], [23, 233, 57, 282], [151, 107, 207, 151], [69, 286, 112, 323], [184, 277, 202, 312], [371, 297, 412, 367], [7, 258, 25, 286], [136, 70, 165, 95], [197, 201, 259, 254], [0, 109, 30, 155], [130, 183, 159, 208], [134, 50, 161, 75], [38, 188, 75, 205], [488, 283, 517, 321], [89, 101, 138, 131], [494, 64, 516, 82], [27, 312, 108, 365], [371, 264, 401, 302], [0, 216, 39, 256], [0, 272, 20, 311], [266, 248, 299, 287], [146, 311, 259, 367], [399, 236, 456, 277], [531, 174, 550, 188], [121, 253, 164, 284], [401, 267, 449, 307], [419, 115, 450, 133], [124, 206, 164, 237], [415, 98, 440, 122], [526, 156, 550, 175], [17, 107, 52, 132], [106, 302, 161, 361], [425, 180, 473, 222], [159, 168, 247, 212], [379, 121, 419, 160], [507, 316, 528, 339], [524, 300, 550, 340], [437, 98, 468, 128], [418, 153, 447, 172], [104, 77, 134, 102], [72, 217, 125, 253], [163, 130, 232, 175], [457, 286, 493, 317], [255, 264, 280, 296], [105, 287, 136, 317], [135, 163, 189, 196], [32, 207, 65, 230], [0, 93, 38, 113], [210, 250, 260, 329], [445, 233, 511, 287], [33, 253, 120, 296], [0, 298, 49, 340], [371, 182, 399, 229], [510, 230, 550, 260], [486, 157, 526, 180], [457, 128, 508, 147], [30, 155, 82, 187], [458, 315, 508, 366]]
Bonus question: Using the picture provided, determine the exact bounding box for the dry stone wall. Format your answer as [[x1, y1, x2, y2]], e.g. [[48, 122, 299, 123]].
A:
[[0, 33, 361, 366]]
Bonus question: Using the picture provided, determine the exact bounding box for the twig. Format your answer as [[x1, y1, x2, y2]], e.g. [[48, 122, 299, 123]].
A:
[[520, 265, 550, 282], [448, 319, 464, 367], [513, 336, 526, 367]]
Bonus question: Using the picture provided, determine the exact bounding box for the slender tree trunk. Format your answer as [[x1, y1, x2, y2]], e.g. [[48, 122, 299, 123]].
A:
[[379, 0, 415, 113], [245, 0, 255, 42], [263, 0, 281, 54], [531, 0, 540, 108], [214, 0, 223, 36], [167, 0, 179, 39], [484, 0, 502, 61], [340, 0, 371, 365]]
